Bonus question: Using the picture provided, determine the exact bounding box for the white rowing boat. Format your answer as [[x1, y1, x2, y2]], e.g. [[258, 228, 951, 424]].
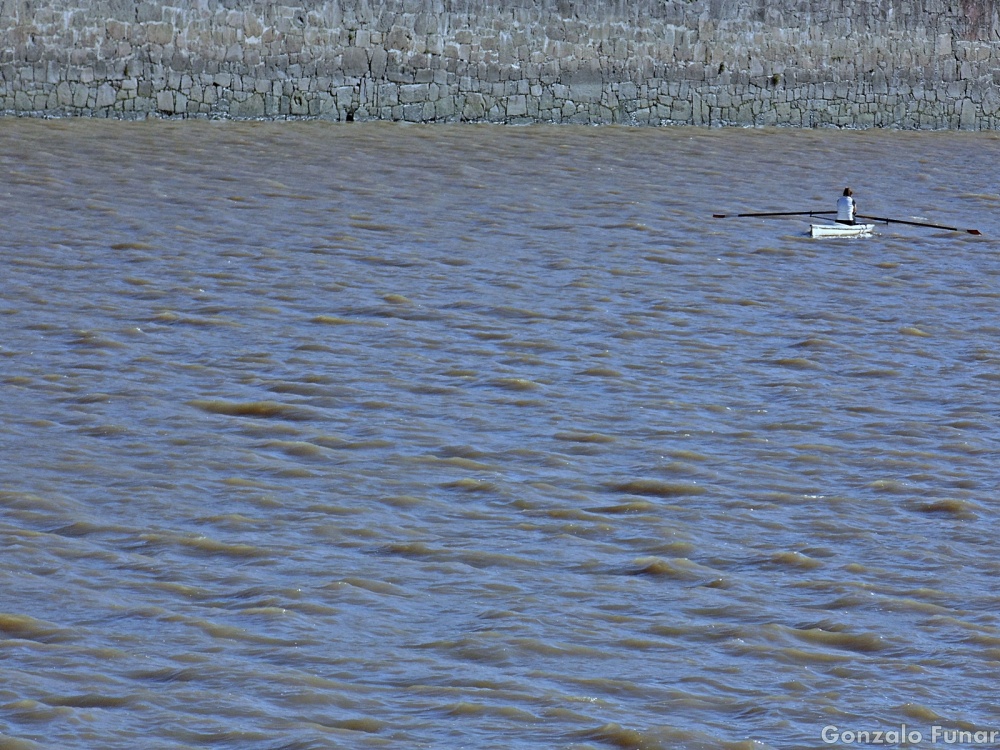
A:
[[810, 222, 874, 238]]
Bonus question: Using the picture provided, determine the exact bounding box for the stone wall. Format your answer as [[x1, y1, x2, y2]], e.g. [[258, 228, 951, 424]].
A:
[[2, 0, 1000, 128]]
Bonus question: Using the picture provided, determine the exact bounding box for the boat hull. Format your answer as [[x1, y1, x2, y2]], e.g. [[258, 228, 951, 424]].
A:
[[810, 223, 874, 238]]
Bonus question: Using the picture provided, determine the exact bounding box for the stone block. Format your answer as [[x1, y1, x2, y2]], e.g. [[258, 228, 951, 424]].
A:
[[507, 94, 527, 116], [245, 14, 263, 38], [335, 85, 355, 107], [290, 91, 309, 115], [378, 82, 399, 105], [135, 2, 161, 23], [435, 96, 456, 119], [14, 91, 33, 111], [463, 91, 485, 119], [96, 82, 117, 108], [343, 47, 369, 76], [317, 92, 337, 119], [386, 26, 412, 52], [936, 33, 952, 57], [370, 47, 389, 78], [399, 83, 428, 103], [156, 89, 174, 112], [959, 98, 977, 129], [386, 67, 413, 84], [56, 81, 73, 106], [73, 83, 89, 107], [145, 23, 174, 46], [671, 99, 692, 121]]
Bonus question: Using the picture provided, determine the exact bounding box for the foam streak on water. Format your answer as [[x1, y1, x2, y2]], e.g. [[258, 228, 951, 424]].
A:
[[1, 120, 999, 750]]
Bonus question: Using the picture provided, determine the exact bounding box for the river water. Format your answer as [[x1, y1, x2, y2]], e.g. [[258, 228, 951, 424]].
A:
[[1, 119, 999, 750]]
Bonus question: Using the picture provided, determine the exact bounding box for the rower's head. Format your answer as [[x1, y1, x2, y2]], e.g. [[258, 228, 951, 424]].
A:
[[843, 187, 853, 196]]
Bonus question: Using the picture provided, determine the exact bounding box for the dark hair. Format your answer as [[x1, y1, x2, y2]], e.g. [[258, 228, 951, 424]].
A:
[[843, 187, 853, 196]]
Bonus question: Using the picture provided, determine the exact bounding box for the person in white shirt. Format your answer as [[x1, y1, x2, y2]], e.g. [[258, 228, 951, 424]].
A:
[[836, 187, 857, 225]]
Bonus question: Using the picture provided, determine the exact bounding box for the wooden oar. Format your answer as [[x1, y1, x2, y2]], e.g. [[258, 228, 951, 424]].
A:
[[712, 210, 837, 219], [856, 214, 981, 235]]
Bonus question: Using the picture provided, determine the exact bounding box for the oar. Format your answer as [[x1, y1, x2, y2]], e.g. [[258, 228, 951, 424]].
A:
[[712, 210, 837, 219], [856, 214, 981, 235]]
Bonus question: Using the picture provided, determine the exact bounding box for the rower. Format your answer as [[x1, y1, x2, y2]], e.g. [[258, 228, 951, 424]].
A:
[[836, 187, 856, 225]]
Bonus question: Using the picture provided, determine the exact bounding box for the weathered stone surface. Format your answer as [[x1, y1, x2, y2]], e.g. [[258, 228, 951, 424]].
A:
[[156, 89, 174, 112], [342, 46, 369, 76], [2, 0, 999, 128], [96, 82, 116, 108]]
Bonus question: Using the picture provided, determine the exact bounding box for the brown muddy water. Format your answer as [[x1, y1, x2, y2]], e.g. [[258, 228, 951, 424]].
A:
[[1, 119, 1000, 750]]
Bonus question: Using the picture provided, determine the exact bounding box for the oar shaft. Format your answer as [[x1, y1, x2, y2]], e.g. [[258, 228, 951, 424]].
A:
[[713, 210, 837, 218], [856, 214, 980, 235], [858, 214, 956, 230]]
